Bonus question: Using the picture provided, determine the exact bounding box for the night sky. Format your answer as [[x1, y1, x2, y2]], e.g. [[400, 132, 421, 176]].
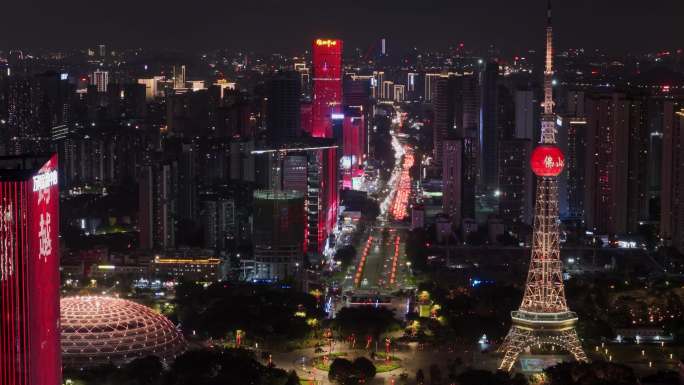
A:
[[2, 0, 682, 53]]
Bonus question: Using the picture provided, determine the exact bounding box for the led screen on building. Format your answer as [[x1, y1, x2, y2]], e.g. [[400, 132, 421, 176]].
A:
[[0, 154, 61, 385]]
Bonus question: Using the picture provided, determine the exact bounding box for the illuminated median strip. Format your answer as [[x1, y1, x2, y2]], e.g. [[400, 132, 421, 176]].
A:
[[389, 236, 400, 286], [354, 236, 374, 287], [391, 148, 414, 220]]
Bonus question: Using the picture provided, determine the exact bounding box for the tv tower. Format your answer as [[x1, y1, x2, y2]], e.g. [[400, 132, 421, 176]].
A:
[[497, 0, 588, 372]]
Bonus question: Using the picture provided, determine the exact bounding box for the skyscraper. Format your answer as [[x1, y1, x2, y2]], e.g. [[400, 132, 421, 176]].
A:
[[342, 107, 365, 179], [0, 154, 61, 385], [92, 70, 109, 93], [563, 91, 587, 221], [660, 101, 684, 253], [585, 93, 628, 235], [138, 157, 177, 250], [200, 196, 236, 252], [442, 138, 463, 224], [481, 61, 500, 190], [311, 39, 342, 252], [267, 71, 301, 140], [515, 89, 535, 140], [393, 84, 405, 103], [173, 65, 187, 90], [253, 190, 305, 281], [424, 73, 442, 102], [433, 75, 455, 164], [312, 39, 342, 139], [498, 138, 534, 227], [372, 71, 385, 99]]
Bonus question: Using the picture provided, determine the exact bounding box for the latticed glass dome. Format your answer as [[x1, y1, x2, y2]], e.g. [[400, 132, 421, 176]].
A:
[[60, 296, 186, 368]]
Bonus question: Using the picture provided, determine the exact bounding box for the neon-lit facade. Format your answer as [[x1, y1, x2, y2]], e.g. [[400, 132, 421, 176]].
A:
[[342, 107, 365, 184], [0, 154, 61, 385], [60, 296, 186, 369], [312, 39, 343, 139], [309, 38, 342, 253]]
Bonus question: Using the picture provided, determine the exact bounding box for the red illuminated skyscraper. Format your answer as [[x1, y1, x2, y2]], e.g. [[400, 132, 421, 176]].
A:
[[0, 154, 61, 385], [342, 107, 365, 188], [309, 38, 342, 253], [312, 39, 343, 139]]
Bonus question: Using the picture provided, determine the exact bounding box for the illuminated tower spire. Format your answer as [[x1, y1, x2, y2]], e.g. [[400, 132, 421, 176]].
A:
[[541, 0, 556, 144], [497, 0, 588, 371]]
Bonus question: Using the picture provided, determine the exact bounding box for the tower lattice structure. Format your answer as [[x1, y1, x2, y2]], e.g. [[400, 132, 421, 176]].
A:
[[498, 0, 588, 372]]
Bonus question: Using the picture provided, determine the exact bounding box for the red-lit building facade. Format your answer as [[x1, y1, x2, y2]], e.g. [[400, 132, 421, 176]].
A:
[[308, 39, 343, 253], [0, 154, 61, 385], [312, 39, 343, 139], [342, 107, 365, 188]]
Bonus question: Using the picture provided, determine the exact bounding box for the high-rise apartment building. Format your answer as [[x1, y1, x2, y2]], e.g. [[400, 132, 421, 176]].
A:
[[381, 80, 394, 100], [92, 70, 109, 93], [442, 139, 463, 224], [585, 92, 649, 235], [585, 93, 629, 235], [563, 90, 588, 221], [372, 71, 385, 99], [433, 75, 455, 164], [499, 138, 534, 227], [283, 155, 309, 193], [481, 61, 500, 190], [200, 196, 237, 252], [424, 73, 442, 102], [267, 71, 301, 140], [253, 190, 305, 281], [393, 84, 405, 102], [661, 101, 684, 253], [138, 158, 177, 250], [514, 89, 535, 140], [173, 65, 187, 90]]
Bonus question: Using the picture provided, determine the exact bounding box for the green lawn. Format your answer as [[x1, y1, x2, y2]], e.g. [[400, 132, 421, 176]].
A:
[[312, 352, 348, 371], [375, 361, 402, 373]]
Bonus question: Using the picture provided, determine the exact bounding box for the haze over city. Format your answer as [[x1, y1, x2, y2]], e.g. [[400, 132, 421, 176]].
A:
[[1, 2, 684, 385], [2, 0, 683, 52]]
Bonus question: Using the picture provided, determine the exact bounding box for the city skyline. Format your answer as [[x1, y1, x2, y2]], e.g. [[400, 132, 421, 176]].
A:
[[2, 1, 684, 384]]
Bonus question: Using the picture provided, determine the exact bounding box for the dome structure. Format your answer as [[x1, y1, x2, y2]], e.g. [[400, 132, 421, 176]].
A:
[[60, 296, 186, 368]]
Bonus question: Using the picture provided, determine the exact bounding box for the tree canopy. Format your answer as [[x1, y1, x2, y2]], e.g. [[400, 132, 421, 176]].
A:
[[333, 306, 400, 339]]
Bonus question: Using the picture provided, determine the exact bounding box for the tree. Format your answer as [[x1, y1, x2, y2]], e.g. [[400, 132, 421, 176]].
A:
[[121, 356, 164, 385], [429, 364, 442, 385], [361, 198, 380, 221], [329, 358, 356, 384], [545, 361, 637, 385], [333, 307, 400, 339], [335, 246, 357, 270], [416, 369, 425, 385], [285, 370, 300, 385], [406, 228, 430, 271], [353, 357, 376, 381], [174, 282, 323, 342], [164, 348, 290, 385], [455, 370, 529, 385]]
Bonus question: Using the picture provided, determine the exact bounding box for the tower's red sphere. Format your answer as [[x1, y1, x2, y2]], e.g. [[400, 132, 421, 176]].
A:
[[530, 145, 565, 176]]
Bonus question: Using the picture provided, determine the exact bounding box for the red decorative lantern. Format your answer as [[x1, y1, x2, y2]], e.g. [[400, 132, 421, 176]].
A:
[[530, 145, 565, 177]]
